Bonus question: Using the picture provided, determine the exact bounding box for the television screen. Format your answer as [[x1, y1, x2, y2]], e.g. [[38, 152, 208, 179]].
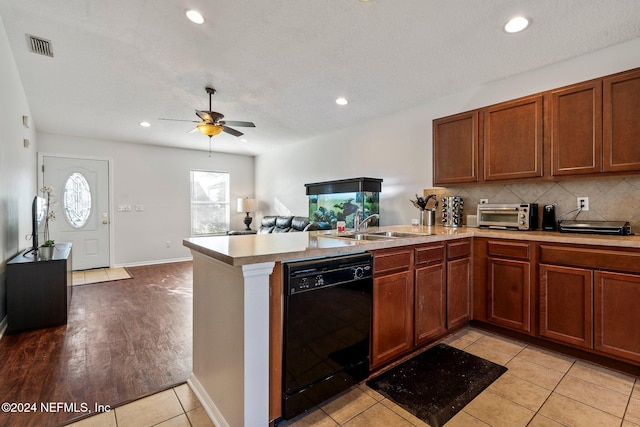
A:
[[31, 195, 47, 251]]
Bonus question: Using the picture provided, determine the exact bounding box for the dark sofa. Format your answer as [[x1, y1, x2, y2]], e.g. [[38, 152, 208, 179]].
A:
[[257, 216, 331, 233]]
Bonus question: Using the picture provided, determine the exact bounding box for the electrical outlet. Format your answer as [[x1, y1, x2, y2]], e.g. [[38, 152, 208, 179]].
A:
[[480, 199, 488, 204], [165, 241, 171, 248], [577, 197, 589, 211]]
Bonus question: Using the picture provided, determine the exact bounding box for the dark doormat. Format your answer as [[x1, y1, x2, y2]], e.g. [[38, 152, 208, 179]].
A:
[[366, 343, 507, 427]]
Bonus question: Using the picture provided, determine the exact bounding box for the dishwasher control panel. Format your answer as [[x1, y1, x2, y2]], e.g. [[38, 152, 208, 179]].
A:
[[285, 253, 372, 294]]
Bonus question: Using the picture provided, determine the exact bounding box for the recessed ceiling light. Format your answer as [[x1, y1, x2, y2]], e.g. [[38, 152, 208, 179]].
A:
[[139, 121, 151, 127], [503, 16, 529, 33], [240, 138, 248, 143], [336, 97, 349, 106], [186, 10, 205, 24]]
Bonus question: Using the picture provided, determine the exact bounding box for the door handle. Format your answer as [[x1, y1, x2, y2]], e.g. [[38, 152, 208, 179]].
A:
[[102, 212, 109, 224]]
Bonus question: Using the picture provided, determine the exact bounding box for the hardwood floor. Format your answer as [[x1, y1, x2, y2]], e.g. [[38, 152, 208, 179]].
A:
[[0, 261, 193, 427]]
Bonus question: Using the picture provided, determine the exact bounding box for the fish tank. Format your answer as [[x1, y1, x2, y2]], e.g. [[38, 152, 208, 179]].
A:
[[305, 177, 382, 229]]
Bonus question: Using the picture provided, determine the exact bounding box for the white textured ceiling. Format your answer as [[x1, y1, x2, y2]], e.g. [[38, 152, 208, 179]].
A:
[[1, 0, 640, 156]]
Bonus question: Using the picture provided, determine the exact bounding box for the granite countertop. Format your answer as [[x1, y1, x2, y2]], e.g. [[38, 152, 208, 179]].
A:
[[183, 225, 640, 267]]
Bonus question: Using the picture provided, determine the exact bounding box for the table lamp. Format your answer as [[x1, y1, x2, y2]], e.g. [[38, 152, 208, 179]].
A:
[[237, 198, 257, 230]]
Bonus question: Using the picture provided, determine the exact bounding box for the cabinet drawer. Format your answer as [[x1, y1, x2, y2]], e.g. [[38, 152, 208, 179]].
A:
[[447, 239, 471, 260], [372, 248, 412, 275], [415, 243, 445, 265], [488, 240, 531, 260], [540, 245, 640, 274]]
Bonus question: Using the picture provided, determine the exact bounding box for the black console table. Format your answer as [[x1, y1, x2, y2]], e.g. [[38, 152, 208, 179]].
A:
[[6, 242, 72, 333]]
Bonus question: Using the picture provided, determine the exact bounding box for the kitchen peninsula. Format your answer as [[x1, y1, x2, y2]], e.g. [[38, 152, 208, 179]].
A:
[[184, 226, 640, 427]]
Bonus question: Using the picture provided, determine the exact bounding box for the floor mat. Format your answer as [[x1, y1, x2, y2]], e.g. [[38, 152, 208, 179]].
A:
[[366, 343, 507, 427]]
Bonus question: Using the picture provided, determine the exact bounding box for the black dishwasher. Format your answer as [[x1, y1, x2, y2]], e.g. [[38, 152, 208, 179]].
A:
[[282, 253, 373, 420]]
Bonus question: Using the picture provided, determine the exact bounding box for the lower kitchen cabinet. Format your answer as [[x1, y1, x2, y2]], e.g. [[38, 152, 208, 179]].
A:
[[594, 271, 640, 363], [446, 239, 472, 331], [372, 270, 413, 368], [539, 264, 593, 349], [371, 248, 413, 368], [486, 240, 535, 334], [414, 243, 446, 346], [539, 243, 640, 364]]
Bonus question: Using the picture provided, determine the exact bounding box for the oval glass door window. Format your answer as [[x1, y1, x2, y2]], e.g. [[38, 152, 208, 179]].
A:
[[63, 172, 92, 228]]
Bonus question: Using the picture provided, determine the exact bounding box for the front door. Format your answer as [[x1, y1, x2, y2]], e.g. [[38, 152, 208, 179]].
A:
[[41, 156, 110, 270]]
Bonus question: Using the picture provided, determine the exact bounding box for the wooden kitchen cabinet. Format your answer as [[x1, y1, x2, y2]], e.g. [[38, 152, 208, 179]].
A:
[[486, 240, 535, 334], [433, 66, 640, 184], [414, 243, 446, 345], [594, 271, 640, 363], [539, 263, 593, 349], [433, 111, 480, 185], [371, 247, 414, 368], [603, 68, 640, 173], [446, 239, 471, 330], [549, 80, 602, 176], [483, 95, 544, 181]]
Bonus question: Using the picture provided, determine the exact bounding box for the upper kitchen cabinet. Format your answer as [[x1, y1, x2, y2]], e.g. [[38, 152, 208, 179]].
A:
[[432, 67, 640, 184], [603, 69, 640, 173], [483, 95, 544, 181], [549, 80, 602, 176], [433, 111, 479, 185]]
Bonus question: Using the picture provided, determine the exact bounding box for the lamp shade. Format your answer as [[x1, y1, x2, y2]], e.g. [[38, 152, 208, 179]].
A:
[[237, 198, 257, 213], [196, 122, 224, 137]]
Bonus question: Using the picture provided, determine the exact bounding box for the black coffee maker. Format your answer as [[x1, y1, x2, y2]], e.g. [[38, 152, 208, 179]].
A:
[[542, 204, 556, 231]]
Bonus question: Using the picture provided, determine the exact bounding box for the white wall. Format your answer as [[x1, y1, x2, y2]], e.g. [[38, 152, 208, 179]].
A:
[[255, 37, 640, 226], [37, 133, 254, 266], [0, 15, 38, 322]]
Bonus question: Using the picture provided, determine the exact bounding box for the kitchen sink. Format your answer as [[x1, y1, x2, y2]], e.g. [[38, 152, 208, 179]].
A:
[[333, 230, 427, 241], [366, 231, 427, 238], [336, 233, 394, 241]]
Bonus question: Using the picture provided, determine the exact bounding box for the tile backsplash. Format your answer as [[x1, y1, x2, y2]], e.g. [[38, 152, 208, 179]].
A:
[[425, 176, 640, 232]]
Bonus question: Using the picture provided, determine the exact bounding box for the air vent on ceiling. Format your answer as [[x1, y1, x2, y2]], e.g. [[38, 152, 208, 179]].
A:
[[27, 34, 54, 57]]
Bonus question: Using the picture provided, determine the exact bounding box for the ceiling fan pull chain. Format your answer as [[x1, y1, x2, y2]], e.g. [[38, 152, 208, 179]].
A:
[[208, 137, 212, 157]]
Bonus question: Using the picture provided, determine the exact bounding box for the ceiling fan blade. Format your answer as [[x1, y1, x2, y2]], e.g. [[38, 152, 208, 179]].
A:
[[222, 126, 244, 137], [195, 110, 214, 122], [158, 118, 199, 123], [224, 120, 255, 128]]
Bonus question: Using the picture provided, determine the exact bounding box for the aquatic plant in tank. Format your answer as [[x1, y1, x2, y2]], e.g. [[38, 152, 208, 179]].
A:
[[305, 178, 382, 230]]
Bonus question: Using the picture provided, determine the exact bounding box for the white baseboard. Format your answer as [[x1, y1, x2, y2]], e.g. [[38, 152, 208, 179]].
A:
[[112, 256, 193, 268], [187, 374, 230, 427]]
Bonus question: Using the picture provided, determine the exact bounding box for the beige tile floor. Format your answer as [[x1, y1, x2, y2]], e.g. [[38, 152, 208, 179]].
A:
[[280, 327, 640, 427], [66, 383, 214, 427], [72, 267, 131, 285], [69, 327, 640, 426]]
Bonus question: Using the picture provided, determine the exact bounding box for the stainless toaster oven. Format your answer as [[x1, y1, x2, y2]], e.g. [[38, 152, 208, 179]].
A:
[[477, 203, 538, 230]]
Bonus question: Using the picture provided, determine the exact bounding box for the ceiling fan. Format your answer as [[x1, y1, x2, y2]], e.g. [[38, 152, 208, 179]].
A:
[[159, 86, 255, 154]]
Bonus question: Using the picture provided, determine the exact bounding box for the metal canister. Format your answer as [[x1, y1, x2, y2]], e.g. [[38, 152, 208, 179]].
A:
[[442, 196, 464, 227]]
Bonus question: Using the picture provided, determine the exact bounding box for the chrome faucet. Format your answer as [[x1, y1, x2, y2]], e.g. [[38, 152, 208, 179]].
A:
[[354, 209, 380, 232]]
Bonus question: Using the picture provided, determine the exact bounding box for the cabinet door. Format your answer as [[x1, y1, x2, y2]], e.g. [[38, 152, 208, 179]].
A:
[[371, 270, 413, 368], [414, 263, 446, 346], [433, 111, 479, 185], [488, 258, 532, 333], [483, 95, 544, 181], [603, 69, 640, 172], [550, 80, 602, 176], [594, 271, 640, 363], [447, 257, 471, 329], [539, 264, 593, 349]]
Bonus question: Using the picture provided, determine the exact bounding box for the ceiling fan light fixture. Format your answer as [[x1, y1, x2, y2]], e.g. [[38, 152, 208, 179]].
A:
[[186, 10, 205, 24], [197, 122, 224, 137]]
